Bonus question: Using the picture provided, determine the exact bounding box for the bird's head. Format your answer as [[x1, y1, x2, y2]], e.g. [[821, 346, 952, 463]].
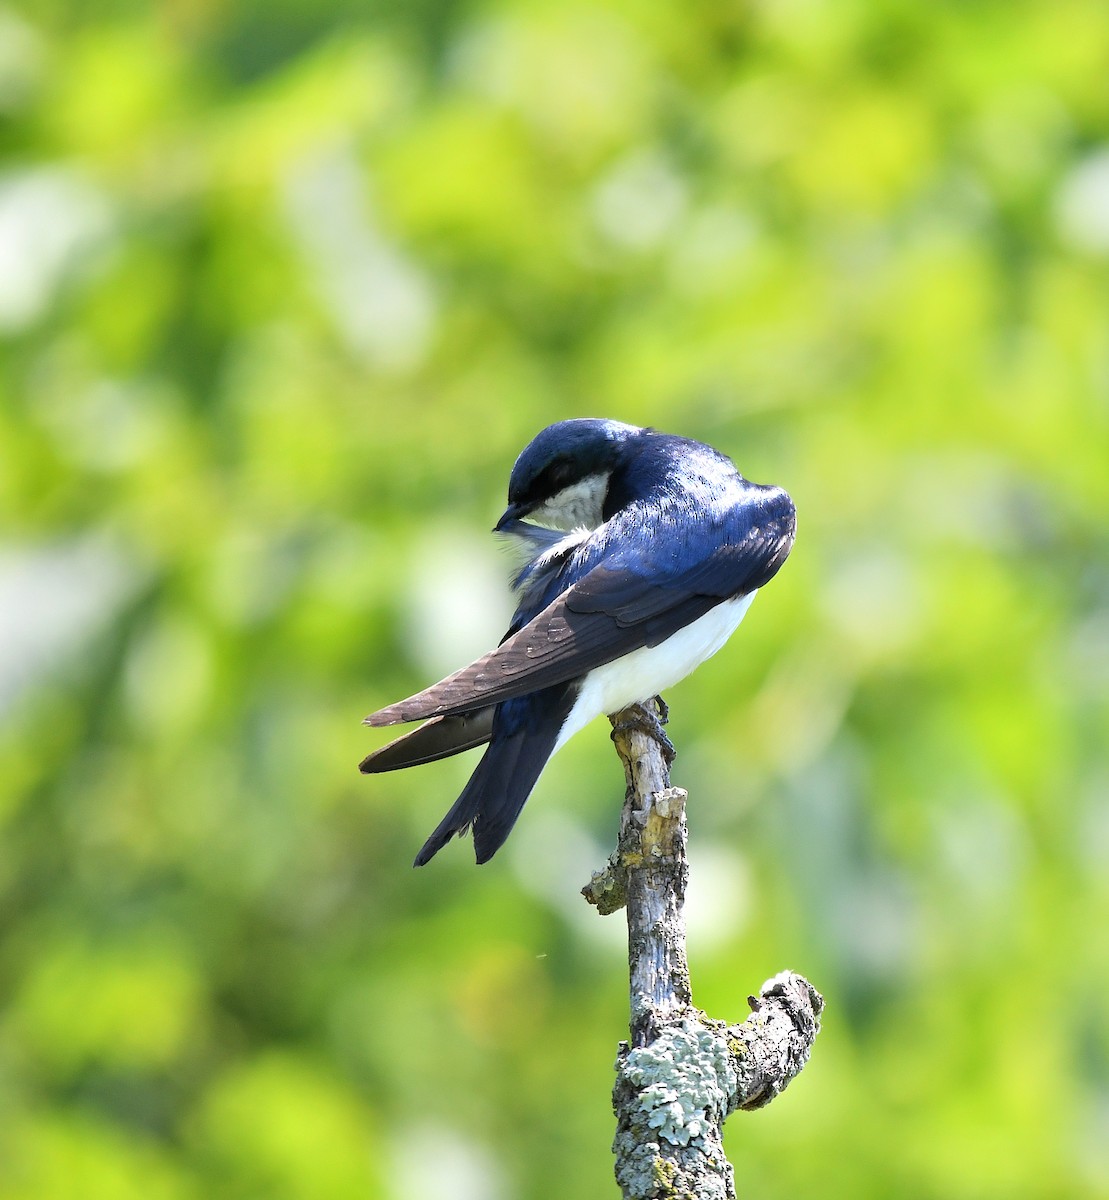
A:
[[495, 419, 643, 533]]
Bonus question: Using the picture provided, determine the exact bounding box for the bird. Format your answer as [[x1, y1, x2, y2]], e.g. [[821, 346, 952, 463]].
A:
[[361, 418, 796, 867]]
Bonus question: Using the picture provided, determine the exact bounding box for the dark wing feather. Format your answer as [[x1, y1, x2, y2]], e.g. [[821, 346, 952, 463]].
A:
[[364, 598, 616, 725], [365, 487, 794, 728], [359, 709, 494, 772]]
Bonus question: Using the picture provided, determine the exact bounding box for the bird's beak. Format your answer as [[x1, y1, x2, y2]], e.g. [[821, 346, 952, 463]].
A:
[[494, 502, 528, 532]]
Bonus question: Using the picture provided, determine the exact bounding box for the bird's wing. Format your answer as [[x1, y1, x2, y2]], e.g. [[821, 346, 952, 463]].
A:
[[365, 490, 794, 727]]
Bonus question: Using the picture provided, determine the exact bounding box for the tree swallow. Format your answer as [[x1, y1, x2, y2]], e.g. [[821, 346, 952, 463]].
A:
[[361, 419, 796, 866]]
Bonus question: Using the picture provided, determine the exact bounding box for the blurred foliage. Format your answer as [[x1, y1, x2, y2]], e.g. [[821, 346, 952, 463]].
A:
[[1, 0, 1108, 1196]]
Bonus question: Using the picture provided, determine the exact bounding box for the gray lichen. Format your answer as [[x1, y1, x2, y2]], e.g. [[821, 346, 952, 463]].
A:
[[611, 1136, 669, 1199], [621, 1019, 737, 1146]]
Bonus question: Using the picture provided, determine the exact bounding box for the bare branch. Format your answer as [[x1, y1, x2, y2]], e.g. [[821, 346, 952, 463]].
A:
[[585, 701, 823, 1199]]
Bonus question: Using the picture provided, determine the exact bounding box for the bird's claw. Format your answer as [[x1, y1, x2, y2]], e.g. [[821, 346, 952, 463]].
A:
[[611, 701, 676, 767]]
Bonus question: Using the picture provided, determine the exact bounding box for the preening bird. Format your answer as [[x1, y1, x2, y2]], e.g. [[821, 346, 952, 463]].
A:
[[361, 419, 796, 866]]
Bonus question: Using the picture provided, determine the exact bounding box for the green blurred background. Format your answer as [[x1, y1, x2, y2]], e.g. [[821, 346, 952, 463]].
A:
[[2, 1, 1108, 1196]]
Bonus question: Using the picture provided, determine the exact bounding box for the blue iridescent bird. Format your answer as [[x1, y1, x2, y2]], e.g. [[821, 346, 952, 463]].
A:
[[361, 419, 795, 866]]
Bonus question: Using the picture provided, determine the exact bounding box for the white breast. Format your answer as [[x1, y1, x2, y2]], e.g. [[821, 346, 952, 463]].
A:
[[553, 591, 757, 752]]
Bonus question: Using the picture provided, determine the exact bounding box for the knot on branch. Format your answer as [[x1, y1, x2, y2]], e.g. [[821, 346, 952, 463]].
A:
[[734, 970, 824, 1110], [612, 973, 822, 1199], [615, 970, 823, 1139]]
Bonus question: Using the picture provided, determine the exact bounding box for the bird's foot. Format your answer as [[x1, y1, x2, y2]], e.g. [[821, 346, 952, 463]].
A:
[[611, 701, 676, 767]]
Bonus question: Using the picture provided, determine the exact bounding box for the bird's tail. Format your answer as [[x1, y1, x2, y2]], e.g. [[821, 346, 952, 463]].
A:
[[359, 710, 494, 773], [413, 689, 574, 867]]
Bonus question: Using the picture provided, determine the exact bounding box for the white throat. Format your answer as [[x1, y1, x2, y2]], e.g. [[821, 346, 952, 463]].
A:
[[528, 472, 611, 531]]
